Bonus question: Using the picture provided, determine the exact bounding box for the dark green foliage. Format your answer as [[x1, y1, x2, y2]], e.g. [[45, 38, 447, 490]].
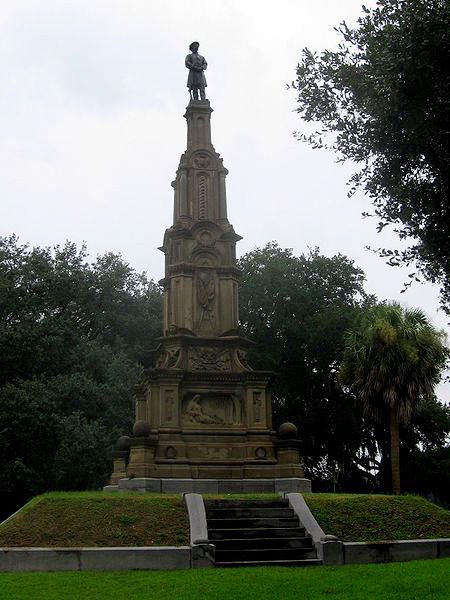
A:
[[401, 399, 450, 505], [339, 302, 448, 493], [238, 243, 450, 499], [53, 415, 113, 491], [238, 242, 373, 488], [339, 302, 448, 423], [293, 0, 450, 313], [0, 235, 162, 519]]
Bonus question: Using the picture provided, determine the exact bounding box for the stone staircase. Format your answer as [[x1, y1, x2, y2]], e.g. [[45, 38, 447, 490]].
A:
[[205, 498, 322, 567]]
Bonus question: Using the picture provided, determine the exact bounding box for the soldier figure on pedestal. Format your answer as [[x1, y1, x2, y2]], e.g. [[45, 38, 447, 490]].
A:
[[186, 41, 207, 101]]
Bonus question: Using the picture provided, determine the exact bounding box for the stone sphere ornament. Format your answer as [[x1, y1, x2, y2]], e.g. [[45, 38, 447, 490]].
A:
[[133, 420, 151, 437], [115, 435, 131, 451], [278, 422, 298, 440]]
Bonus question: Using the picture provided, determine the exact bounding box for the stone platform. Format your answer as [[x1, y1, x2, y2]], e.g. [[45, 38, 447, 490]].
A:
[[105, 477, 311, 494]]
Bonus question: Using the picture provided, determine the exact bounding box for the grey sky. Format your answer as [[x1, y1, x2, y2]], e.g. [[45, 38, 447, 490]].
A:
[[1, 0, 448, 400]]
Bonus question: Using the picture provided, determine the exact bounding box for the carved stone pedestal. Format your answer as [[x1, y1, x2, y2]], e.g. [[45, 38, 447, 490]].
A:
[[124, 342, 283, 479]]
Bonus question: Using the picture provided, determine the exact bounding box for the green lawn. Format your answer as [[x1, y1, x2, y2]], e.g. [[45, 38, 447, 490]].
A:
[[304, 493, 450, 542], [0, 559, 449, 600], [0, 492, 189, 547]]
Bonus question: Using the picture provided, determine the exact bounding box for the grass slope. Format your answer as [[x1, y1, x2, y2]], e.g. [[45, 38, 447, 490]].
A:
[[0, 559, 449, 600], [1, 492, 448, 548], [0, 492, 189, 547], [305, 493, 450, 542]]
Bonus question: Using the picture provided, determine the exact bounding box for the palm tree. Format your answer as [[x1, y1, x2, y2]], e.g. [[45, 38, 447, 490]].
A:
[[339, 302, 448, 495]]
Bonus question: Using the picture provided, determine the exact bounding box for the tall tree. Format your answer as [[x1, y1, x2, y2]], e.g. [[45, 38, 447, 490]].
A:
[[293, 0, 450, 313], [238, 243, 373, 488], [339, 302, 448, 494], [0, 235, 163, 519]]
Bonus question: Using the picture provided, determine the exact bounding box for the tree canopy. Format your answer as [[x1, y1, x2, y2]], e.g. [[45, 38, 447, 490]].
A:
[[238, 242, 373, 488], [339, 301, 448, 493], [238, 243, 450, 499], [293, 0, 450, 313], [0, 235, 162, 519]]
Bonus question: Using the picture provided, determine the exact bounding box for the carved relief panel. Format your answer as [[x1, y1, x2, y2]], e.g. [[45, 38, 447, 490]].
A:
[[189, 347, 231, 371], [251, 390, 266, 427], [192, 152, 211, 169], [161, 388, 177, 425], [181, 393, 241, 427], [195, 269, 217, 333], [156, 347, 183, 369], [195, 447, 230, 459]]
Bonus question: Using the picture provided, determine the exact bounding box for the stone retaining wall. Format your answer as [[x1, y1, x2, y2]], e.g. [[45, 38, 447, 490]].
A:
[[284, 492, 450, 566], [0, 546, 192, 572], [343, 539, 450, 564]]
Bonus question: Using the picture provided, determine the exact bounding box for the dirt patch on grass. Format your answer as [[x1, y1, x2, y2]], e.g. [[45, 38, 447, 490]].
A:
[[305, 493, 450, 542], [0, 493, 189, 547]]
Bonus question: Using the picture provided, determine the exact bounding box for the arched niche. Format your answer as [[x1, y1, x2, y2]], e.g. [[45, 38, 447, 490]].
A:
[[189, 150, 217, 170], [191, 248, 220, 268]]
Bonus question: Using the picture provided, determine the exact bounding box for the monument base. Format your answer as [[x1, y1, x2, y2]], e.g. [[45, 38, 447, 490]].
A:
[[104, 477, 311, 494]]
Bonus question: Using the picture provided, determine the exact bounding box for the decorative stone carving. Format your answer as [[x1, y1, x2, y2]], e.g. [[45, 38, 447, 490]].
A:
[[236, 349, 252, 370], [198, 175, 208, 219], [189, 347, 231, 371], [198, 230, 215, 246], [255, 447, 267, 459], [198, 447, 230, 459], [193, 153, 211, 169], [156, 347, 182, 369], [167, 348, 181, 368], [253, 392, 262, 423], [165, 446, 177, 459], [197, 270, 215, 327], [184, 394, 224, 424], [182, 394, 241, 426], [164, 389, 175, 423]]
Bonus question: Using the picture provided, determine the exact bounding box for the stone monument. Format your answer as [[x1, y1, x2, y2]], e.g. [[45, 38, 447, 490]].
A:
[[107, 44, 311, 493]]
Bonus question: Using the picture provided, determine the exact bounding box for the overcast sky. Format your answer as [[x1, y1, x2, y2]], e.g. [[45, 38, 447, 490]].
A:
[[1, 0, 448, 400]]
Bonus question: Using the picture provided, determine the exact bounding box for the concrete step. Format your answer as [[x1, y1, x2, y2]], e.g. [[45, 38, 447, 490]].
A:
[[215, 558, 323, 568], [214, 536, 313, 550], [205, 500, 286, 509], [206, 507, 295, 519], [207, 517, 300, 529], [215, 548, 317, 562], [208, 527, 306, 540]]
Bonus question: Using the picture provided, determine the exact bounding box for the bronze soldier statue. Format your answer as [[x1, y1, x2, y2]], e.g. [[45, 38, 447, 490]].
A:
[[185, 41, 207, 101]]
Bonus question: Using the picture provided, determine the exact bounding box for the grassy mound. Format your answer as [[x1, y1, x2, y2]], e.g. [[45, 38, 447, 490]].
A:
[[1, 491, 448, 549], [305, 493, 450, 542], [0, 492, 189, 547]]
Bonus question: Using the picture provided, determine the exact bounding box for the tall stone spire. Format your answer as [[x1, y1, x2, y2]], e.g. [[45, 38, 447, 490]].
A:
[[107, 94, 309, 492], [160, 100, 242, 338], [173, 102, 228, 224]]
